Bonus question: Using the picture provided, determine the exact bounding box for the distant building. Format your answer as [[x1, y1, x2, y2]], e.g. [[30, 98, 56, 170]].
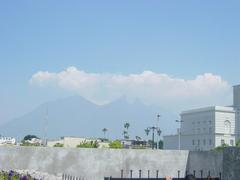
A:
[[164, 85, 240, 151], [25, 138, 42, 145], [120, 139, 149, 149], [0, 136, 16, 145], [47, 136, 109, 148]]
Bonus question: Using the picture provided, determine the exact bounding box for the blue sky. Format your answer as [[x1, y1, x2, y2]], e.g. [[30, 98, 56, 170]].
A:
[[1, 1, 240, 122]]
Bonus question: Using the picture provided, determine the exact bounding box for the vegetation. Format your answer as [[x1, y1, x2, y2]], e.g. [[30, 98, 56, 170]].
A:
[[144, 128, 150, 136], [123, 122, 130, 140], [54, 143, 64, 147], [109, 140, 123, 149], [76, 140, 99, 148], [135, 136, 141, 141], [236, 139, 240, 147], [20, 141, 40, 147], [158, 140, 164, 149], [0, 170, 34, 180], [213, 143, 229, 152], [23, 135, 39, 141]]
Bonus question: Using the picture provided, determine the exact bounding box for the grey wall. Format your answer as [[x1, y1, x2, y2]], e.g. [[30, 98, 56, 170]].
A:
[[223, 147, 240, 180], [0, 147, 224, 180], [187, 151, 223, 178], [0, 147, 189, 179]]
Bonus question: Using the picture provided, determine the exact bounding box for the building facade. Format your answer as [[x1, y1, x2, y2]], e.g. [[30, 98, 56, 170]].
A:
[[164, 85, 240, 151]]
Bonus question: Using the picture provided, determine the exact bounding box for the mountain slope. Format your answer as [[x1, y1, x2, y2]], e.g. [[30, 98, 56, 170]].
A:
[[0, 96, 177, 140]]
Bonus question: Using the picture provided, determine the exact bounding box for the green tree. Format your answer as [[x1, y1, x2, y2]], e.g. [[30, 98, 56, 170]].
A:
[[54, 143, 64, 147], [109, 140, 123, 149], [213, 143, 229, 152], [123, 122, 130, 140], [23, 135, 39, 141], [124, 122, 130, 130], [236, 139, 240, 147], [158, 140, 164, 149], [76, 140, 99, 148], [135, 136, 141, 141], [145, 128, 150, 136]]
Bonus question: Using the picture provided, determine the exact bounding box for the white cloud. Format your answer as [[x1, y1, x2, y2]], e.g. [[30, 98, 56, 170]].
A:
[[30, 66, 232, 109]]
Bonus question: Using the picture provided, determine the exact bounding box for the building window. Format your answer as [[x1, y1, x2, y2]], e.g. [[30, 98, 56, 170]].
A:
[[224, 120, 231, 134], [198, 139, 200, 145], [203, 139, 206, 146], [209, 139, 212, 145], [203, 128, 206, 133], [230, 140, 234, 146], [198, 128, 200, 134], [192, 139, 195, 145], [209, 121, 212, 125], [209, 127, 212, 134], [221, 139, 225, 145]]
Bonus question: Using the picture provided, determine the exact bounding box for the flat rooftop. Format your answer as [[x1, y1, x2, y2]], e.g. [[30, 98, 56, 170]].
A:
[[181, 106, 235, 115]]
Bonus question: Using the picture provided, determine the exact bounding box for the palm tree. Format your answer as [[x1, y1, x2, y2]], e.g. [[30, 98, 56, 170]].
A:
[[145, 128, 150, 136], [124, 122, 130, 130], [135, 136, 141, 141], [102, 128, 108, 139], [123, 122, 130, 140]]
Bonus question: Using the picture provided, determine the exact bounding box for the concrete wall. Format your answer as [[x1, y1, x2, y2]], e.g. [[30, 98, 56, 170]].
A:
[[223, 147, 240, 180], [187, 151, 223, 178], [0, 146, 228, 179], [0, 147, 189, 180]]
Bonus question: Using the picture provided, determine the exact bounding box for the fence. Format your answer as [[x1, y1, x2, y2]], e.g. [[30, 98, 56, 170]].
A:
[[62, 173, 85, 180], [104, 169, 222, 180]]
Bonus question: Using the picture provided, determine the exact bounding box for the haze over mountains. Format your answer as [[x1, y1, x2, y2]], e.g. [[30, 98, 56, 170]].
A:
[[0, 96, 177, 141]]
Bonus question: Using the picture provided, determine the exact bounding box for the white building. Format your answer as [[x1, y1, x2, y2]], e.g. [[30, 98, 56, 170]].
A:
[[47, 136, 109, 148], [164, 85, 240, 151], [0, 136, 16, 145]]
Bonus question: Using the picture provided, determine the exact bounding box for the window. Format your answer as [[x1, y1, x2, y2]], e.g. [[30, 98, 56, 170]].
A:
[[230, 140, 234, 146], [209, 127, 212, 134], [209, 139, 212, 145], [192, 140, 195, 145], [224, 120, 231, 134], [203, 128, 206, 133], [198, 139, 200, 145], [203, 139, 206, 146], [221, 139, 225, 145], [209, 121, 212, 125], [198, 128, 200, 134]]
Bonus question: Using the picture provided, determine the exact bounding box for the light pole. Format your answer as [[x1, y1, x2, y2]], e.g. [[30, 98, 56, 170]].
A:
[[156, 114, 160, 149], [176, 119, 183, 150]]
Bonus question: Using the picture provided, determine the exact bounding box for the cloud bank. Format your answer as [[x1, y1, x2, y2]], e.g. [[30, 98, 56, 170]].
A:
[[30, 66, 232, 109]]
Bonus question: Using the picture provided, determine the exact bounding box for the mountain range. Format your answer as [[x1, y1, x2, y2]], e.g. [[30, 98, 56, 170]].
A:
[[0, 96, 178, 141]]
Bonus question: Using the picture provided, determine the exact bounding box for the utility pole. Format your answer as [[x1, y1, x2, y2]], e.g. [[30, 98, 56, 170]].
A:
[[176, 119, 183, 150]]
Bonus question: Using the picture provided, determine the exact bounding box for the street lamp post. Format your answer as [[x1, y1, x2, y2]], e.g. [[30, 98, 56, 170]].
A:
[[176, 119, 183, 150], [156, 114, 160, 149]]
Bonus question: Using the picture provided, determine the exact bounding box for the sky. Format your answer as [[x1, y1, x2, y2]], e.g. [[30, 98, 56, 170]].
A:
[[1, 1, 240, 123]]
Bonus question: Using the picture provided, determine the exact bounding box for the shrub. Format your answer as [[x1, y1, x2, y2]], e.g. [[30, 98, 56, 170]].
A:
[[109, 140, 123, 149], [213, 143, 229, 152], [54, 143, 64, 147], [76, 140, 99, 148]]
